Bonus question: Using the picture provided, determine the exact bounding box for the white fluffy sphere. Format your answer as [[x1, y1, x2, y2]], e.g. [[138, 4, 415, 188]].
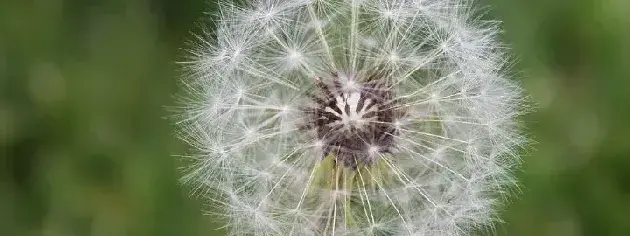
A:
[[178, 0, 527, 235]]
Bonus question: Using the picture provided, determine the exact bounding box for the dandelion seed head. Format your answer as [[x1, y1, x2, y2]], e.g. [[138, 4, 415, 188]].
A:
[[177, 0, 528, 235]]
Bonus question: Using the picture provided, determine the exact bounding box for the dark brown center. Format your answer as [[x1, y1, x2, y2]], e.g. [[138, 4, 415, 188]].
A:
[[305, 73, 404, 168]]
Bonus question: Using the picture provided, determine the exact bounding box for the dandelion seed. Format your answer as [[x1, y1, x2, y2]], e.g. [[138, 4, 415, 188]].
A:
[[177, 0, 527, 235]]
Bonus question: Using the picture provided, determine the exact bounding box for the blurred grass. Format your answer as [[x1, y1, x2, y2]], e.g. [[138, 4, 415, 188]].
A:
[[1, 0, 630, 235]]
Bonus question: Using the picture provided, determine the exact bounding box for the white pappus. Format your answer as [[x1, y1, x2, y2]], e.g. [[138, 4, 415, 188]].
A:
[[176, 0, 528, 235]]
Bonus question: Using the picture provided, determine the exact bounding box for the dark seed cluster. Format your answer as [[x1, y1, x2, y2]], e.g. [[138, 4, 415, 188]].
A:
[[305, 72, 405, 168]]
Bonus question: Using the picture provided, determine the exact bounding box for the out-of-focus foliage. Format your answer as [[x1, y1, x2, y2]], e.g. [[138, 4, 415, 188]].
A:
[[1, 0, 629, 235]]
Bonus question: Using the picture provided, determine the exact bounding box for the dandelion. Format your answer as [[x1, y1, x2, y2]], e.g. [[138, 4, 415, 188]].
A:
[[177, 0, 527, 235]]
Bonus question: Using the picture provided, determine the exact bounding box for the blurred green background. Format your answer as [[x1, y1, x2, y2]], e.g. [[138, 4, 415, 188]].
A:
[[1, 0, 629, 235]]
